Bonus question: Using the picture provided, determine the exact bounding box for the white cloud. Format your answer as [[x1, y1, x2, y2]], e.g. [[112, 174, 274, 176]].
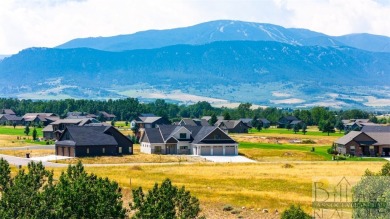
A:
[[0, 0, 389, 54]]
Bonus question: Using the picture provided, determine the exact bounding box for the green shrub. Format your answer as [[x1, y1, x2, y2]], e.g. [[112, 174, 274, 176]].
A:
[[223, 205, 233, 211], [302, 139, 316, 144], [281, 205, 311, 219]]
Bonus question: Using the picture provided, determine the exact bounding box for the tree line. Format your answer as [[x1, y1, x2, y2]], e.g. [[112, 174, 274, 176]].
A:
[[0, 98, 381, 125]]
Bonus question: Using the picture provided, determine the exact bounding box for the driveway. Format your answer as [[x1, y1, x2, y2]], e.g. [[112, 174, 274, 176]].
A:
[[0, 145, 55, 150], [200, 155, 256, 163], [0, 154, 67, 167]]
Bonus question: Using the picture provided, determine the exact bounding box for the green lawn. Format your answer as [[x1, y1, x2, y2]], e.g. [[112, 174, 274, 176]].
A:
[[0, 126, 43, 136], [249, 127, 344, 137], [239, 142, 384, 161]]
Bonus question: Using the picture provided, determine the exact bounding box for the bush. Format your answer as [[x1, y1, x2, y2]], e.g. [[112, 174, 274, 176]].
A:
[[223, 205, 234, 211], [281, 205, 311, 219], [231, 209, 241, 214], [302, 139, 316, 144], [282, 163, 294, 168]]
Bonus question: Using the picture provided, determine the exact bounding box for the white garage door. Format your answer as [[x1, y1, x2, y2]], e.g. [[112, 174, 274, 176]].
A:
[[201, 146, 211, 155], [225, 146, 235, 155], [213, 146, 223, 155]]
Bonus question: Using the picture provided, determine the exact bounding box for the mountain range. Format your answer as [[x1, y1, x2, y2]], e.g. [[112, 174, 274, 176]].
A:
[[1, 20, 390, 109]]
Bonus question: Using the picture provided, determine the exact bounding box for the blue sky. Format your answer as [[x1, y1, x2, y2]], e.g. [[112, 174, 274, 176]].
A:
[[1, 0, 389, 54]]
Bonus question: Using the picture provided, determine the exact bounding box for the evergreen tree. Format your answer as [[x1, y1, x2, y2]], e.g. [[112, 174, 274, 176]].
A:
[[223, 111, 231, 120], [32, 128, 37, 140], [335, 119, 345, 133], [293, 124, 300, 134], [24, 125, 30, 136], [130, 178, 201, 219], [209, 113, 218, 126], [302, 124, 307, 135], [322, 120, 335, 136]]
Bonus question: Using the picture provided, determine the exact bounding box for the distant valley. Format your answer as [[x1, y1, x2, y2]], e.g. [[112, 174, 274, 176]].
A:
[[1, 20, 390, 110]]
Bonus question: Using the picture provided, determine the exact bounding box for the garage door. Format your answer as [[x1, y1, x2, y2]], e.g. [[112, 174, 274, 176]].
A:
[[225, 146, 235, 155], [213, 146, 223, 155], [201, 146, 211, 155]]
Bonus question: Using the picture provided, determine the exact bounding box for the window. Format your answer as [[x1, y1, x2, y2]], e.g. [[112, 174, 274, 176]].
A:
[[102, 147, 105, 154], [179, 133, 186, 139], [118, 147, 122, 153], [155, 146, 162, 153], [350, 146, 355, 153], [86, 147, 89, 154], [180, 146, 188, 150]]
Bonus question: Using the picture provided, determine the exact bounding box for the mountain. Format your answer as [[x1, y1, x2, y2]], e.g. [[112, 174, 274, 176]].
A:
[[2, 41, 390, 108], [57, 20, 390, 53]]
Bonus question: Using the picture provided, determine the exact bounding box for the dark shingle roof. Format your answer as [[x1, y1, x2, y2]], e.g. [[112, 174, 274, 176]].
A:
[[1, 109, 15, 115], [57, 126, 117, 146], [143, 128, 164, 143], [361, 126, 390, 132], [0, 114, 22, 121], [141, 125, 236, 144]]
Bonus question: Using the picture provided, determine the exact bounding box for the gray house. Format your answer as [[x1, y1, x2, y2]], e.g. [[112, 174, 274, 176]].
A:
[[140, 125, 238, 156]]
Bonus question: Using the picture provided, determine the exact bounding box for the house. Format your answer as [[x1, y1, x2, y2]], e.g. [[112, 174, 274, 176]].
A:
[[0, 114, 23, 125], [98, 111, 116, 121], [239, 118, 271, 128], [140, 125, 238, 156], [335, 125, 390, 157], [55, 125, 133, 157], [290, 120, 305, 127], [42, 118, 101, 140], [0, 109, 16, 115], [22, 113, 60, 126], [277, 116, 299, 128], [344, 119, 376, 132], [178, 118, 209, 126], [214, 120, 249, 133], [201, 116, 224, 122], [259, 118, 271, 128], [239, 118, 254, 128], [131, 114, 170, 129], [65, 112, 97, 119]]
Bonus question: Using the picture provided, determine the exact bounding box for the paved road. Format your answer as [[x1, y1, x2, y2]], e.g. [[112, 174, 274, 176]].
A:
[[0, 154, 66, 167], [0, 145, 55, 150]]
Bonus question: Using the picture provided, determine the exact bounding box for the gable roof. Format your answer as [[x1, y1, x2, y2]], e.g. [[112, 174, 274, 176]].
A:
[[99, 111, 116, 118], [141, 125, 236, 144], [138, 116, 162, 123], [142, 128, 164, 143], [215, 120, 246, 129], [259, 118, 270, 124], [335, 131, 376, 145], [0, 114, 22, 121], [1, 109, 15, 115], [57, 126, 118, 146]]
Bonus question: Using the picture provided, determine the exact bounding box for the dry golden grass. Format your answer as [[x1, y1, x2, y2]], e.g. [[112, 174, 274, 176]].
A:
[[0, 149, 54, 157], [0, 134, 34, 147], [41, 161, 385, 218]]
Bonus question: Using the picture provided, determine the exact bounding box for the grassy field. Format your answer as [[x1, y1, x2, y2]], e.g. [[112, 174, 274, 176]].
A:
[[39, 161, 385, 218], [250, 127, 344, 137]]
